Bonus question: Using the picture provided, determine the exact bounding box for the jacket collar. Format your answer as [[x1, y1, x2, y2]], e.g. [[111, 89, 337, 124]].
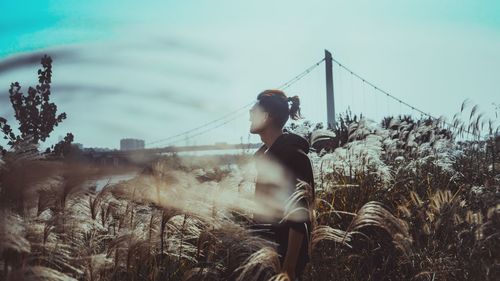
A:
[[254, 131, 310, 156]]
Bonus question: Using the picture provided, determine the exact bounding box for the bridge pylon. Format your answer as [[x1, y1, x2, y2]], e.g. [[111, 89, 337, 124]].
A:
[[324, 49, 336, 129]]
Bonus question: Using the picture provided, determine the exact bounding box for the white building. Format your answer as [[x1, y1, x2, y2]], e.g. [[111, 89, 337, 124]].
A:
[[120, 138, 145, 151]]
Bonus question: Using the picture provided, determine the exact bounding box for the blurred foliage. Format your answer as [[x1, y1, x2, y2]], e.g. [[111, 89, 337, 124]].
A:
[[0, 55, 73, 157]]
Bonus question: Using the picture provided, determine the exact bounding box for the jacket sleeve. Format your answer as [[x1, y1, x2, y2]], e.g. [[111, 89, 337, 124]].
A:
[[281, 148, 314, 235]]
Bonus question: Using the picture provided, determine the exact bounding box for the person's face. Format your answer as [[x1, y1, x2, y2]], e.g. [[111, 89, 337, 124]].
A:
[[249, 103, 269, 134]]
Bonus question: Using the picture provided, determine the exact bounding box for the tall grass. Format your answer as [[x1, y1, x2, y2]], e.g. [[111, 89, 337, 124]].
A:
[[0, 109, 498, 280]]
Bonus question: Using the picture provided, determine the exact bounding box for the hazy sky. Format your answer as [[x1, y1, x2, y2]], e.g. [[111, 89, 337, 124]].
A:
[[0, 0, 499, 149]]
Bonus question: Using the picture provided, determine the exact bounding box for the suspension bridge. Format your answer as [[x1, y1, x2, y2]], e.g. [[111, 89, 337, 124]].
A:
[[86, 49, 485, 166]]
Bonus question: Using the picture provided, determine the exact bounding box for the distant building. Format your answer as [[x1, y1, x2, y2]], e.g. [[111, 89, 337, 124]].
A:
[[120, 138, 145, 151]]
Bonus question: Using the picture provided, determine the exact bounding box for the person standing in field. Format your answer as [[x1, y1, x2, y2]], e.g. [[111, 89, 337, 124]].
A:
[[249, 89, 315, 281]]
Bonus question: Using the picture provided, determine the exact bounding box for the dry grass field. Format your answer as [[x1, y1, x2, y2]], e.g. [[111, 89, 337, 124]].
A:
[[1, 109, 498, 281]]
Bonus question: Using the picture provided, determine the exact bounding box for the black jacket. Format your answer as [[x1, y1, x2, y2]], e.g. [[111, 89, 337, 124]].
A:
[[253, 131, 315, 272]]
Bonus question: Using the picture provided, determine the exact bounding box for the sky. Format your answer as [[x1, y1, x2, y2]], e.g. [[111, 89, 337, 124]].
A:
[[0, 0, 499, 149]]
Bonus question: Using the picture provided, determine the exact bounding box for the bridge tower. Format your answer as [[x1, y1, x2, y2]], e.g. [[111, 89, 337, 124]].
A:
[[324, 50, 336, 129]]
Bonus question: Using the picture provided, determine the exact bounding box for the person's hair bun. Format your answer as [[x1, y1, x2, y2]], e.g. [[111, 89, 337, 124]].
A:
[[256, 89, 302, 127], [288, 95, 301, 120]]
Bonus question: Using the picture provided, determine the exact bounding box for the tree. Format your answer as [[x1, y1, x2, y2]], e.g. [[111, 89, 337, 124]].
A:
[[0, 55, 73, 156]]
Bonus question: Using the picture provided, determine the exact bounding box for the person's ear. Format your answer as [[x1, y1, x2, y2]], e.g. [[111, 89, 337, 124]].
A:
[[263, 112, 270, 123]]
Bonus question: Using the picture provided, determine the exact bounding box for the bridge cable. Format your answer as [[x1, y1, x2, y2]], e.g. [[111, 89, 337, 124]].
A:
[[330, 56, 483, 138], [148, 58, 325, 147]]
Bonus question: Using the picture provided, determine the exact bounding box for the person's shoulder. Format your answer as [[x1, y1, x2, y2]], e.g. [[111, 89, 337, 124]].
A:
[[275, 133, 310, 157], [271, 138, 311, 171], [284, 146, 311, 166]]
